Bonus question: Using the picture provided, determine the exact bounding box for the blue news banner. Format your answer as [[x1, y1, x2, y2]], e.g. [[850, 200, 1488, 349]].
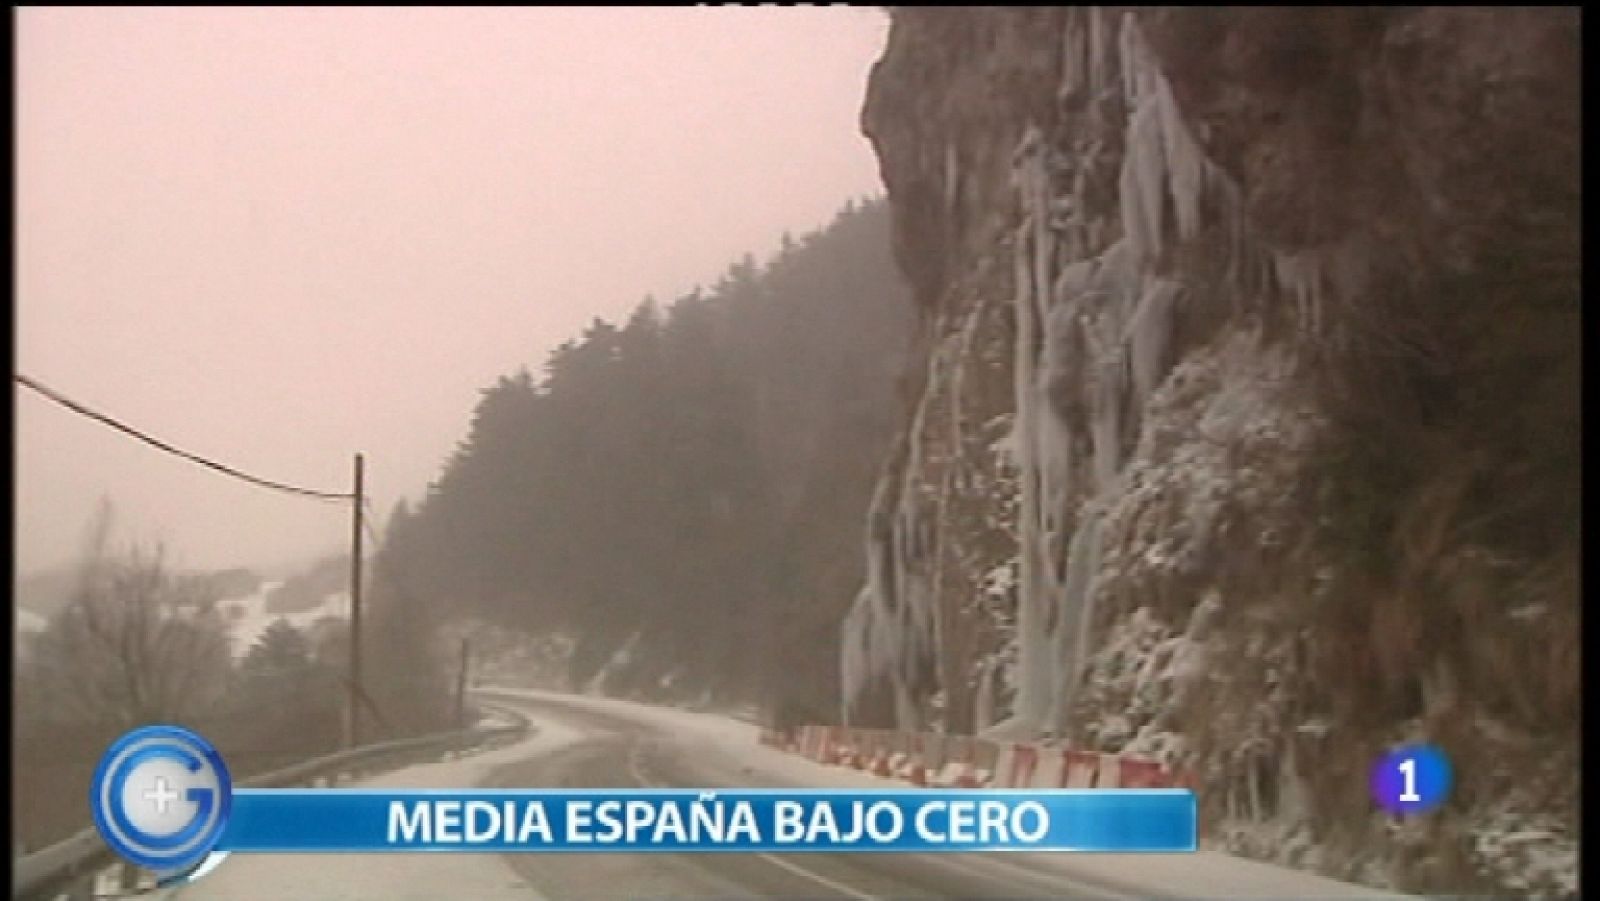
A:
[[220, 789, 1196, 854], [89, 726, 1194, 879]]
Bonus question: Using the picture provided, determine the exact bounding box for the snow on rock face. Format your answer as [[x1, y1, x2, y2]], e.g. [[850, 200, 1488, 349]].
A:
[[855, 6, 1576, 897], [847, 7, 1290, 737], [1468, 805, 1579, 899], [841, 263, 1020, 733], [994, 11, 1326, 746]]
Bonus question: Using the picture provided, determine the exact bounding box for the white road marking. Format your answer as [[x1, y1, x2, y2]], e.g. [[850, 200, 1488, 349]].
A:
[[625, 734, 882, 901], [752, 852, 881, 901]]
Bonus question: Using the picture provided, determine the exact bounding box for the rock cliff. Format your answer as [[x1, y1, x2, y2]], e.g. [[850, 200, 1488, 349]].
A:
[[846, 8, 1578, 895]]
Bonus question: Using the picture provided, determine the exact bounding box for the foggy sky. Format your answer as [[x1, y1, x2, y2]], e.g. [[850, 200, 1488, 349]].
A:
[[15, 7, 890, 577]]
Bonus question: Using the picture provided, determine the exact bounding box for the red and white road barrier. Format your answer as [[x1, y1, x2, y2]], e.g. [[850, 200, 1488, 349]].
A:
[[824, 726, 849, 766], [869, 741, 894, 779], [893, 734, 930, 785], [990, 741, 1194, 790], [992, 742, 1038, 788], [797, 725, 819, 760], [841, 729, 864, 769], [1063, 748, 1100, 787], [1104, 755, 1163, 788], [928, 735, 992, 788], [775, 722, 1195, 794]]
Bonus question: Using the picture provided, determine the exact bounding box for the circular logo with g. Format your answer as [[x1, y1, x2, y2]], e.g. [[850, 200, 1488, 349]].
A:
[[91, 725, 232, 872]]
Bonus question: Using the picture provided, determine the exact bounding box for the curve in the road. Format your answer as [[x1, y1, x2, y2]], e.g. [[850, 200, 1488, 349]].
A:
[[482, 692, 1129, 900]]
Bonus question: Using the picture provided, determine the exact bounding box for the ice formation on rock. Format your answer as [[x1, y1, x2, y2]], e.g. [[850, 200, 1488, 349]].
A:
[[844, 7, 1383, 743], [852, 6, 1577, 895]]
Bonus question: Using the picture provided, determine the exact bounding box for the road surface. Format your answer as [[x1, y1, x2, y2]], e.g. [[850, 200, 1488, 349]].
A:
[[162, 688, 1407, 899]]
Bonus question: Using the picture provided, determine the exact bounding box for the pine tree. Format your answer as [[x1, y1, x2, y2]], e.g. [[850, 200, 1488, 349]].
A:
[[373, 198, 910, 713]]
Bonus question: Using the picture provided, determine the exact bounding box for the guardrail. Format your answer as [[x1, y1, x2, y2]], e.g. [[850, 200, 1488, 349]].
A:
[[12, 706, 531, 901]]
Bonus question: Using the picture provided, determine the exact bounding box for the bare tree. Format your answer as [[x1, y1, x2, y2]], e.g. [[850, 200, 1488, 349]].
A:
[[20, 499, 232, 730]]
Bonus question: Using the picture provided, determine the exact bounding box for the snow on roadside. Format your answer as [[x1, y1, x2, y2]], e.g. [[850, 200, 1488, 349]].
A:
[[163, 715, 580, 901], [1468, 804, 1579, 898], [478, 686, 903, 791]]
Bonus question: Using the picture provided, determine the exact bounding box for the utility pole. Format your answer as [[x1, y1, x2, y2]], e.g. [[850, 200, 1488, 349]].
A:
[[454, 637, 471, 729], [345, 453, 365, 748]]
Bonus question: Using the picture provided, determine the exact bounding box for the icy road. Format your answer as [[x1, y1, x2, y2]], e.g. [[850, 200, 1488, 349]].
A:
[[162, 688, 1409, 899]]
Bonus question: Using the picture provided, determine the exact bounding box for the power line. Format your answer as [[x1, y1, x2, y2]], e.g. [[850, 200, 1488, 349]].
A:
[[15, 372, 355, 502]]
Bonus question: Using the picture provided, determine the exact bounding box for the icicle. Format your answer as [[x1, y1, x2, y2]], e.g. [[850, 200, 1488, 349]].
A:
[[1220, 175, 1252, 301], [1128, 278, 1181, 403], [1013, 222, 1041, 440], [1088, 7, 1110, 104], [1092, 346, 1126, 488], [1121, 12, 1165, 108], [1119, 12, 1141, 107], [1098, 238, 1143, 304], [1021, 134, 1056, 323], [974, 658, 996, 732], [841, 587, 877, 724], [1273, 251, 1325, 338], [1049, 502, 1104, 735], [1248, 756, 1263, 822], [1008, 130, 1056, 734], [948, 301, 985, 452], [1058, 9, 1086, 105], [1040, 430, 1075, 587], [1120, 100, 1167, 266], [944, 142, 960, 214], [1156, 77, 1207, 243], [1053, 257, 1097, 307]]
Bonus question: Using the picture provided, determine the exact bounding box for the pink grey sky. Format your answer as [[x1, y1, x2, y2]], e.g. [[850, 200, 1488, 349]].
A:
[[16, 7, 892, 576]]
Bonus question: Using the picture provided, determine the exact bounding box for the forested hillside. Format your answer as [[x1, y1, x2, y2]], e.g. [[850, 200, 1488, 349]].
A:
[[376, 198, 910, 718]]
